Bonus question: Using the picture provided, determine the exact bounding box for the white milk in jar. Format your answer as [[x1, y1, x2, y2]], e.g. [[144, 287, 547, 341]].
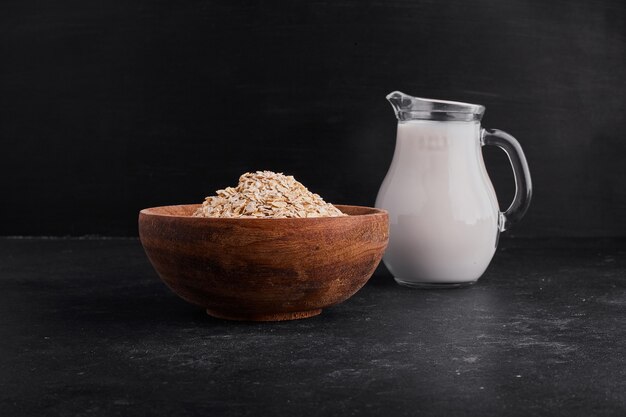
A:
[[376, 92, 532, 288]]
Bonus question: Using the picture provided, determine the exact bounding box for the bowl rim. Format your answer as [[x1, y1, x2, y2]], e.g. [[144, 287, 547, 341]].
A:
[[139, 204, 387, 221]]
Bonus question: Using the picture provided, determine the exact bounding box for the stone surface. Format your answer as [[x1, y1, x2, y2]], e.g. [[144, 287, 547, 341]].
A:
[[0, 238, 625, 416]]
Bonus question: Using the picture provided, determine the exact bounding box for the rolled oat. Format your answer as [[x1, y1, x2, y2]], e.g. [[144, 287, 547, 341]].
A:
[[193, 171, 346, 218]]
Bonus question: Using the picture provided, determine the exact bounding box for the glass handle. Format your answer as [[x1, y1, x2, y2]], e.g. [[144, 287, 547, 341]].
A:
[[481, 128, 532, 232]]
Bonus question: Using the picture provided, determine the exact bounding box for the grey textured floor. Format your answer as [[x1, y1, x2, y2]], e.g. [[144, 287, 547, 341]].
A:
[[1, 238, 625, 416]]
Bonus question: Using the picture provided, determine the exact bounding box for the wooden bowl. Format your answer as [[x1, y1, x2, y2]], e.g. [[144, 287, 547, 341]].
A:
[[138, 204, 389, 321]]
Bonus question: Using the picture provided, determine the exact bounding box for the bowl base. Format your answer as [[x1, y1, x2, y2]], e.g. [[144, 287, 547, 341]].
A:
[[206, 308, 322, 322]]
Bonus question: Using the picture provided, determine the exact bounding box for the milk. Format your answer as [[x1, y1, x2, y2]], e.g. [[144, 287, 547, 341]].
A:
[[375, 120, 501, 286]]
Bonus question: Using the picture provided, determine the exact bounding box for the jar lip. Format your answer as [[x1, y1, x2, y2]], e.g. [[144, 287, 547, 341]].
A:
[[387, 91, 485, 122]]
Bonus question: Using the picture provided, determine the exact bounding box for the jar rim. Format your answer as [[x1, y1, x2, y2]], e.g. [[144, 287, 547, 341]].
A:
[[387, 91, 485, 122]]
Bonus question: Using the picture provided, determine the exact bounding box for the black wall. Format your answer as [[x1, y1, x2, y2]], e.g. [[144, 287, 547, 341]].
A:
[[1, 0, 625, 237]]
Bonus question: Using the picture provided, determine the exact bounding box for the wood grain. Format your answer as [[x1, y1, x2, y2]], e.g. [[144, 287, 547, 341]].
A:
[[139, 204, 389, 321]]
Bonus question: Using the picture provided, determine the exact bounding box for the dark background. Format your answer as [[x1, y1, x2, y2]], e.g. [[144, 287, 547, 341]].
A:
[[1, 0, 624, 237]]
